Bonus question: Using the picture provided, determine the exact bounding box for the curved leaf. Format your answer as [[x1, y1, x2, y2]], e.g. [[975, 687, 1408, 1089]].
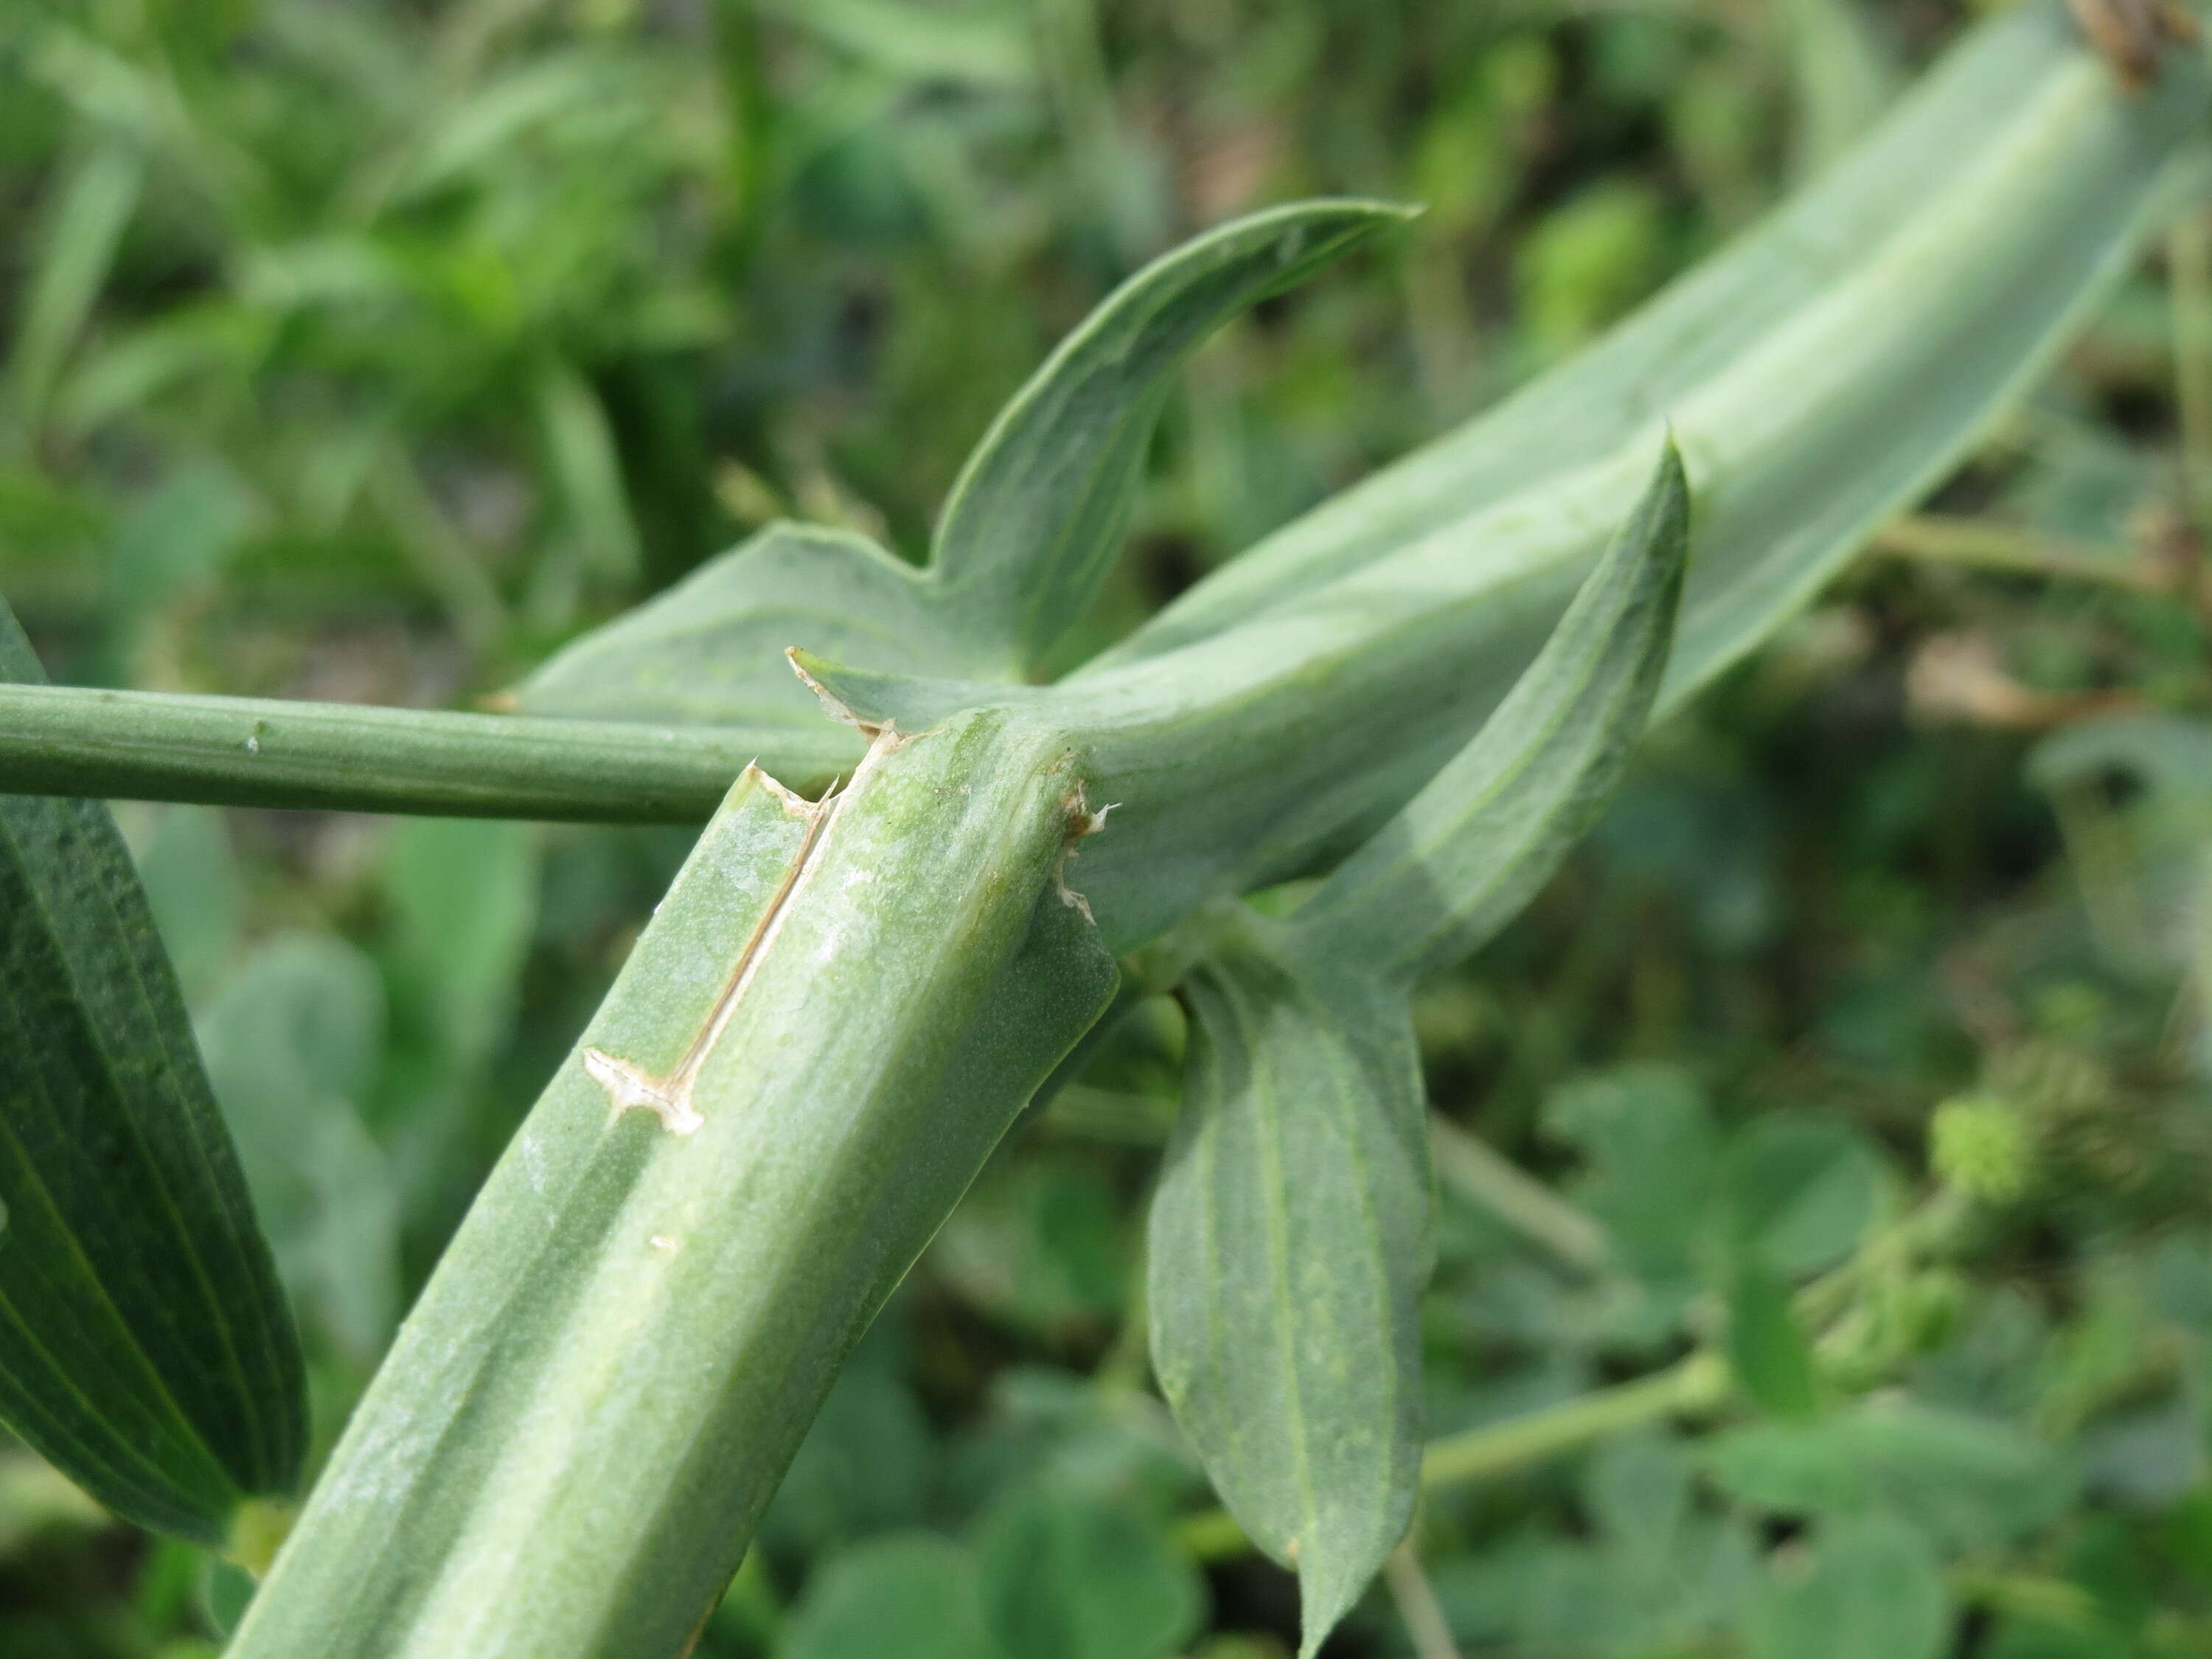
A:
[[1103, 1, 2206, 685], [518, 201, 1411, 729], [0, 599, 305, 1541], [1286, 441, 1686, 984], [931, 198, 1415, 669], [1147, 913, 1430, 1659]]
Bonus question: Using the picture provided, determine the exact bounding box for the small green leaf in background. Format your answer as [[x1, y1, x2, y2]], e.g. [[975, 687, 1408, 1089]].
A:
[[1708, 1400, 2078, 1550], [765, 1323, 936, 1557], [973, 1476, 1205, 1659], [1742, 1516, 1948, 1659], [197, 934, 400, 1366], [0, 598, 305, 1541], [5, 139, 143, 439], [127, 805, 243, 1002], [1725, 1259, 1821, 1418], [782, 1534, 1004, 1659], [1543, 1064, 1719, 1295], [381, 818, 538, 1076], [1429, 1429, 1759, 1655], [1720, 1114, 1882, 1279], [1147, 919, 1430, 1659]]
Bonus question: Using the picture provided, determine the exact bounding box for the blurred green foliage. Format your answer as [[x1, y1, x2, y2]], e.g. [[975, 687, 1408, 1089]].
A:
[[7, 0, 2212, 1655]]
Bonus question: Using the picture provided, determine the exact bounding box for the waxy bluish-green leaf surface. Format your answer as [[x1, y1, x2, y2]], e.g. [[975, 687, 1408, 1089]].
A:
[[1139, 452, 1680, 1646], [229, 710, 1118, 1659], [1287, 442, 1686, 984], [517, 201, 1408, 739], [931, 198, 1415, 669], [796, 0, 2211, 953], [1147, 912, 1430, 1659], [0, 600, 304, 1542]]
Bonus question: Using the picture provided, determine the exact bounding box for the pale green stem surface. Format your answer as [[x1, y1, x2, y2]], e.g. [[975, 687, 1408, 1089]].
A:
[[0, 682, 817, 819], [224, 710, 1117, 1659]]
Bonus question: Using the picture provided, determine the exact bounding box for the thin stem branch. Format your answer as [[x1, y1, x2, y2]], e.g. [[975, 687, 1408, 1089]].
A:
[[1430, 1115, 1610, 1274], [1868, 514, 2170, 593], [1384, 1536, 1466, 1659], [2171, 207, 2212, 533], [1175, 1351, 1731, 1561], [0, 683, 843, 820]]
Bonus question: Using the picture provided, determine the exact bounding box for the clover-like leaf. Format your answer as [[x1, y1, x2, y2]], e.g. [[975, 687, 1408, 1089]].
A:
[[0, 597, 305, 1542]]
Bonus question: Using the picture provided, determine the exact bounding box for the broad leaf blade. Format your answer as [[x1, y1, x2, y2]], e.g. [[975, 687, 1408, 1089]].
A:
[[1147, 914, 1430, 1658], [1287, 442, 1687, 984], [931, 198, 1414, 670], [0, 599, 305, 1541]]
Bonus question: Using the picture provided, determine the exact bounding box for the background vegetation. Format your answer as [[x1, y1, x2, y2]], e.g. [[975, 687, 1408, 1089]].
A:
[[5, 0, 2212, 1655]]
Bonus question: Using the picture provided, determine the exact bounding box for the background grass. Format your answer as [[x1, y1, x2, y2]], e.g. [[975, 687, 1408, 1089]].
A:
[[7, 0, 2212, 1655]]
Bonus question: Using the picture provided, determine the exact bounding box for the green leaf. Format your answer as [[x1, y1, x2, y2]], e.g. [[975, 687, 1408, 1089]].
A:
[[198, 935, 400, 1364], [973, 1477, 1206, 1659], [0, 600, 305, 1541], [515, 520, 966, 769], [1725, 1259, 1821, 1418], [1147, 911, 1430, 1659], [1778, 0, 1899, 178], [5, 140, 142, 437], [1285, 441, 1687, 984], [784, 1534, 1006, 1659], [382, 817, 538, 1074], [518, 201, 1408, 729], [534, 358, 639, 582], [1741, 1517, 1949, 1659], [931, 199, 1414, 671], [1720, 1114, 1881, 1279], [1542, 1064, 1719, 1292], [1708, 1401, 2077, 1549], [128, 806, 242, 1001]]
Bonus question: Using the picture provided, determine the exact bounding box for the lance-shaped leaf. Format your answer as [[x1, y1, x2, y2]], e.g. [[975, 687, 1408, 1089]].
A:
[[1285, 440, 1688, 984], [930, 198, 1416, 670], [0, 599, 305, 1542], [517, 201, 1409, 734], [1147, 911, 1430, 1659]]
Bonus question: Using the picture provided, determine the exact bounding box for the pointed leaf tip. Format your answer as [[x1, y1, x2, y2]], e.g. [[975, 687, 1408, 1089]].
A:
[[1290, 438, 1689, 983], [931, 199, 1420, 669]]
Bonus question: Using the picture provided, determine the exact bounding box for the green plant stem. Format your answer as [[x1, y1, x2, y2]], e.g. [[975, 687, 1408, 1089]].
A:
[[2169, 206, 2212, 532], [225, 712, 1117, 1659], [1175, 1351, 1731, 1562], [1430, 1116, 1611, 1274], [1382, 1537, 1466, 1659], [1868, 513, 2168, 591], [0, 683, 832, 820]]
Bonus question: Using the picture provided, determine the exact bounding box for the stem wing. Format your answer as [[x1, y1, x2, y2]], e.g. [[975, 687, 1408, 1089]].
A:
[[0, 599, 305, 1542], [1148, 914, 1430, 1659]]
